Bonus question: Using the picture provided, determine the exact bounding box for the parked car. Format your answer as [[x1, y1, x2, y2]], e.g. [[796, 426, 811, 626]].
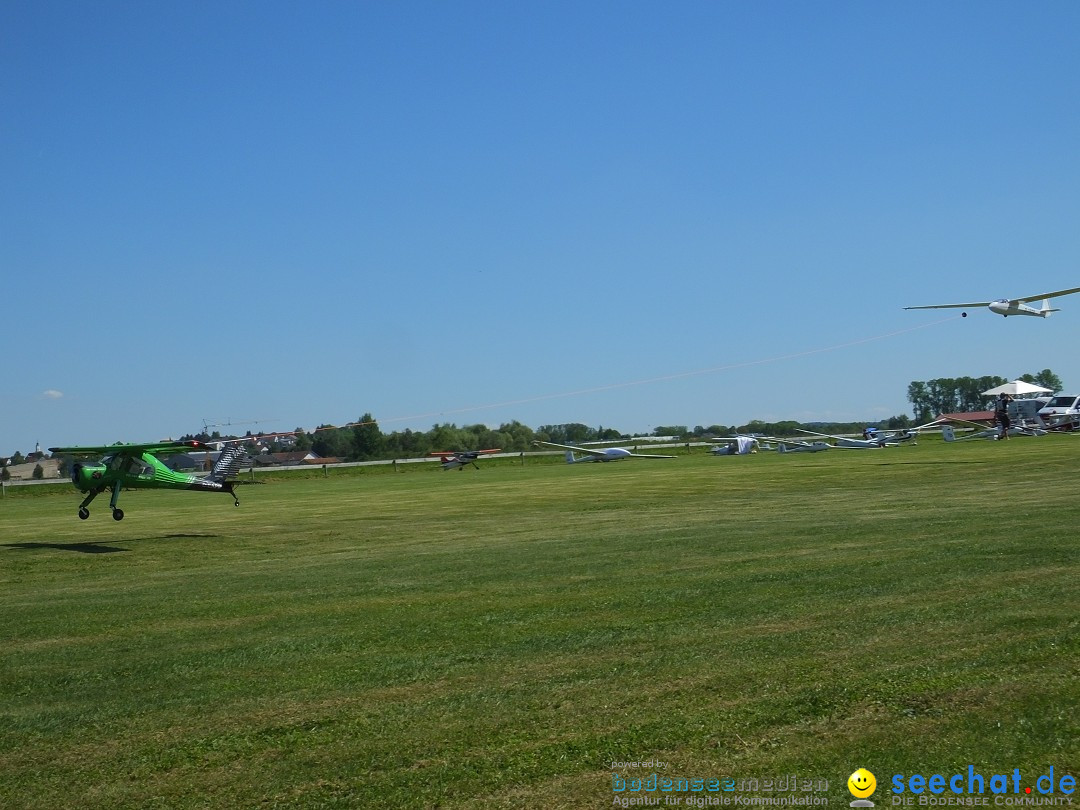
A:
[[1037, 394, 1080, 429]]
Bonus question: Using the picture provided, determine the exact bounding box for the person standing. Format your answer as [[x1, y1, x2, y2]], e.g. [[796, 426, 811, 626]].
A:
[[995, 392, 1014, 439]]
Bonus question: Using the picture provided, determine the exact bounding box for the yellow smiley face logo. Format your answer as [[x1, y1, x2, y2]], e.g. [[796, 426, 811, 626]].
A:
[[848, 768, 877, 798]]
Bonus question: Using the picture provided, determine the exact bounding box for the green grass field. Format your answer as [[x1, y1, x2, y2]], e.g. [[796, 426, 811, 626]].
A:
[[2, 438, 1077, 809]]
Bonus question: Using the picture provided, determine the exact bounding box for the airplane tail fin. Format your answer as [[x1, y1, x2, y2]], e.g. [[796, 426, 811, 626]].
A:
[[941, 425, 956, 442], [1040, 299, 1060, 317], [565, 451, 577, 464], [209, 444, 246, 482]]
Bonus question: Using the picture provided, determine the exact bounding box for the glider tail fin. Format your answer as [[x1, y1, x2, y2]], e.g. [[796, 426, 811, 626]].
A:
[[210, 444, 246, 482], [941, 425, 956, 442], [1039, 299, 1060, 317], [565, 451, 578, 464]]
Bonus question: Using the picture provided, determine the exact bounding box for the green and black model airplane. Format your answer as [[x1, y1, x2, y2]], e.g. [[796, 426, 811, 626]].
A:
[[47, 440, 245, 521]]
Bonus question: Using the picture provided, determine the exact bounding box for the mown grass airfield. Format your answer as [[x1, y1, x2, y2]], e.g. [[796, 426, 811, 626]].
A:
[[2, 437, 1077, 809]]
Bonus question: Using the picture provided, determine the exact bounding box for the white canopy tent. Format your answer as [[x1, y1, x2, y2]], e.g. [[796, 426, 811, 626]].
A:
[[981, 380, 1053, 397]]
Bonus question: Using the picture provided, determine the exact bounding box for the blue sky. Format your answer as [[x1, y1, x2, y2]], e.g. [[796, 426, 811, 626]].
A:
[[4, 1, 1080, 453]]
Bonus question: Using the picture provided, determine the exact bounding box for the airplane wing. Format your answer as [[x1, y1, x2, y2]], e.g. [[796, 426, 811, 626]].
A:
[[795, 428, 891, 449], [1014, 286, 1080, 303], [766, 436, 813, 447], [911, 418, 948, 430], [532, 440, 609, 457], [532, 441, 674, 458], [903, 300, 992, 310], [945, 417, 999, 431], [48, 440, 210, 457], [428, 448, 500, 459], [794, 428, 840, 440]]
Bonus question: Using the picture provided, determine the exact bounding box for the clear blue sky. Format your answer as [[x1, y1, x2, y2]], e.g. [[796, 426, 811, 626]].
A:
[[4, 1, 1080, 453]]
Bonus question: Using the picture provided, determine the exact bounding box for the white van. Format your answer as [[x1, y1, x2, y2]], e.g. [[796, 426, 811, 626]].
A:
[[1037, 394, 1080, 429]]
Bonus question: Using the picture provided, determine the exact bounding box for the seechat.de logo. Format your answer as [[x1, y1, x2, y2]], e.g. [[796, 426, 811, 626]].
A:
[[849, 768, 877, 808]]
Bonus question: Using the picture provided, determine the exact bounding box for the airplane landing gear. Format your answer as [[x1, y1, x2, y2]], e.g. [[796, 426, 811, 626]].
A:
[[78, 489, 100, 519], [108, 484, 123, 521]]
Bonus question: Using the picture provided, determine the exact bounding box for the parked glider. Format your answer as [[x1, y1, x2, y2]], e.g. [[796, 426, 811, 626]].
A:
[[429, 448, 500, 471], [532, 440, 676, 463], [904, 286, 1080, 318], [48, 440, 245, 520], [941, 420, 1047, 442], [770, 438, 831, 453], [794, 424, 934, 448]]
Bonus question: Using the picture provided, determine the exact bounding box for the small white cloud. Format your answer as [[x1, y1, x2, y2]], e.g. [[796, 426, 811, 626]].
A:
[[42, 389, 64, 400]]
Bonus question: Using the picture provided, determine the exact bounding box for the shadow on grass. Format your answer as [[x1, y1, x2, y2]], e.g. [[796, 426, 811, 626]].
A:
[[873, 459, 994, 466], [2, 534, 221, 554], [3, 541, 129, 554]]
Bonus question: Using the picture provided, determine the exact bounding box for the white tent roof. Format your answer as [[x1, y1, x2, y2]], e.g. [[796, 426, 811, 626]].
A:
[[981, 380, 1053, 396]]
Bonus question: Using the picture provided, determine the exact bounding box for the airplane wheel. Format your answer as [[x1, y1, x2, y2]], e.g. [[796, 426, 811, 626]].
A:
[[112, 509, 124, 521], [78, 507, 90, 520]]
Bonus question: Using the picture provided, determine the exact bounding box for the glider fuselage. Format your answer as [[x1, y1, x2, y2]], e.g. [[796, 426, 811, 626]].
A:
[[988, 299, 1051, 317]]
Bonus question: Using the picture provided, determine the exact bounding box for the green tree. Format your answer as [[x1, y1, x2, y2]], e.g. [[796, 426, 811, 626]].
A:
[[886, 414, 912, 430], [428, 423, 467, 452], [1, 466, 10, 482], [1019, 369, 1063, 394], [462, 424, 509, 451], [958, 376, 1006, 411], [703, 425, 734, 436], [738, 419, 802, 436], [652, 426, 688, 437], [384, 428, 430, 458], [460, 424, 486, 450], [312, 426, 353, 459], [907, 375, 1008, 420], [564, 423, 594, 443], [32, 464, 45, 480], [352, 413, 384, 460], [907, 381, 931, 422], [497, 421, 535, 451], [536, 424, 596, 444]]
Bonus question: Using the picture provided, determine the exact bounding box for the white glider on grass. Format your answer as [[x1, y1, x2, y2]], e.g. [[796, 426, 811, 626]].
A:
[[532, 440, 676, 463], [941, 420, 1047, 442], [795, 421, 943, 448]]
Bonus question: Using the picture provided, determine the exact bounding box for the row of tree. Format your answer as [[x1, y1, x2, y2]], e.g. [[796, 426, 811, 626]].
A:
[[906, 369, 1062, 424]]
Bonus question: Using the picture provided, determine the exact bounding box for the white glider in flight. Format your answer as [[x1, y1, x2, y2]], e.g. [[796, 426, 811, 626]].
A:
[[904, 286, 1080, 318]]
